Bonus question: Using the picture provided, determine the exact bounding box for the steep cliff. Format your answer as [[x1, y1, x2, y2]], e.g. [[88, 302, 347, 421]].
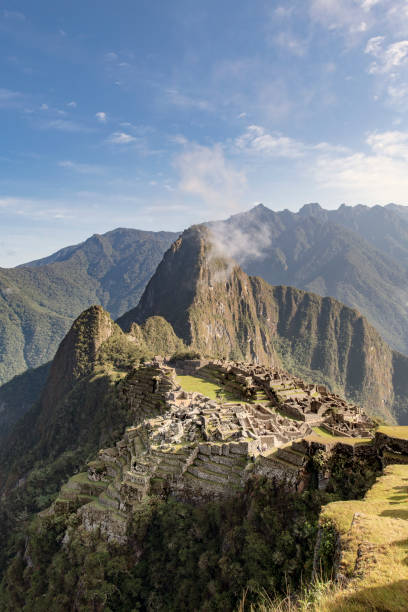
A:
[[118, 226, 405, 423], [209, 203, 408, 354]]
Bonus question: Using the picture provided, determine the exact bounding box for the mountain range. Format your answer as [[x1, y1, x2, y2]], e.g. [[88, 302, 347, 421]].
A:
[[1, 202, 408, 437], [0, 206, 408, 608], [209, 203, 408, 354], [0, 228, 176, 386], [119, 225, 408, 425]]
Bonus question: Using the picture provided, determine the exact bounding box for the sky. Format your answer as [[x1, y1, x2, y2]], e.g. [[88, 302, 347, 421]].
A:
[[1, 0, 408, 266]]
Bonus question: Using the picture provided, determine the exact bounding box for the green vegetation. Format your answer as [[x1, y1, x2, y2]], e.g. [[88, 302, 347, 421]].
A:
[[0, 307, 152, 579], [0, 362, 50, 443], [0, 442, 384, 611], [0, 228, 176, 386], [176, 374, 242, 402], [378, 425, 408, 440], [312, 427, 336, 439], [317, 465, 408, 611], [0, 479, 324, 611]]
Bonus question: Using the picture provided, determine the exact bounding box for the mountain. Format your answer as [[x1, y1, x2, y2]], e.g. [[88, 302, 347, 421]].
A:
[[0, 303, 404, 610], [0, 233, 407, 608], [301, 202, 408, 266], [206, 203, 408, 354], [0, 305, 166, 572], [118, 226, 408, 424], [0, 363, 50, 443], [0, 228, 176, 386]]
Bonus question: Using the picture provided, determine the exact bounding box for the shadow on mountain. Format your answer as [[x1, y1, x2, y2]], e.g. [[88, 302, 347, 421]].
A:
[[0, 362, 50, 443]]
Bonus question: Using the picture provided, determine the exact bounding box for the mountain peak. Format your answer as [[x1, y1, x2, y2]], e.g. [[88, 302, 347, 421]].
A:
[[298, 202, 324, 216], [39, 305, 115, 421]]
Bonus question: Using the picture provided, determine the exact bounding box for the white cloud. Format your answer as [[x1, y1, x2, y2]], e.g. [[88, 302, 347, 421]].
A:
[[39, 119, 91, 132], [95, 111, 107, 123], [104, 52, 118, 61], [165, 89, 212, 111], [361, 0, 381, 9], [235, 125, 350, 159], [58, 160, 104, 174], [0, 88, 22, 108], [274, 31, 308, 56], [236, 125, 305, 158], [174, 143, 247, 212], [312, 130, 408, 203], [366, 38, 408, 73], [67, 101, 77, 108], [107, 131, 136, 144], [274, 6, 294, 18], [309, 0, 378, 35], [2, 9, 26, 20], [365, 35, 385, 56], [365, 36, 408, 107], [366, 130, 408, 160]]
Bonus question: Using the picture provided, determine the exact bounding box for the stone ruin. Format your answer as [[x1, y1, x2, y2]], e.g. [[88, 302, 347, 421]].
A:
[[56, 358, 375, 543]]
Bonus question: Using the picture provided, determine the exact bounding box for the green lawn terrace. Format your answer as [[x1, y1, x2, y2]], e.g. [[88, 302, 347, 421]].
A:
[[317, 464, 408, 611], [170, 359, 375, 440], [174, 374, 242, 403]]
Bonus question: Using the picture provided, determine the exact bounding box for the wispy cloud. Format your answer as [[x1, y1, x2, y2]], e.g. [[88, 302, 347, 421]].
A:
[[38, 118, 92, 132], [104, 52, 119, 61], [273, 30, 308, 56], [366, 37, 408, 74], [107, 131, 136, 144], [174, 143, 247, 212], [312, 130, 408, 203], [2, 9, 26, 21], [58, 160, 104, 174], [309, 0, 378, 36], [0, 88, 23, 108], [165, 89, 212, 111], [365, 35, 408, 106], [235, 125, 349, 158], [95, 111, 107, 123]]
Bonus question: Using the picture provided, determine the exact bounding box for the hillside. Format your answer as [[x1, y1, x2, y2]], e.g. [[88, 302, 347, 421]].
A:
[[0, 363, 50, 444], [0, 228, 176, 386], [2, 203, 408, 390], [0, 306, 185, 574], [1, 342, 407, 610], [208, 203, 408, 355], [118, 226, 407, 424]]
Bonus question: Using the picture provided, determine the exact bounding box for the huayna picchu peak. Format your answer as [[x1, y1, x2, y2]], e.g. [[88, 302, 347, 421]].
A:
[[118, 225, 408, 425]]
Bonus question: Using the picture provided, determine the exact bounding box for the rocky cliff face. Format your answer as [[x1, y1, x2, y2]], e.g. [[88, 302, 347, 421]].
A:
[[118, 227, 405, 423], [208, 203, 408, 354]]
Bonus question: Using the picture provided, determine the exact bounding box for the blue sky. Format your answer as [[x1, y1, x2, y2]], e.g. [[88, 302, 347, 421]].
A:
[[1, 0, 408, 265]]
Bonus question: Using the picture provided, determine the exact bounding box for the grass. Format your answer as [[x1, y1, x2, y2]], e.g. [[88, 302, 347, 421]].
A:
[[378, 426, 408, 440], [317, 464, 408, 611], [312, 426, 336, 439], [175, 374, 242, 402], [308, 429, 371, 447]]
